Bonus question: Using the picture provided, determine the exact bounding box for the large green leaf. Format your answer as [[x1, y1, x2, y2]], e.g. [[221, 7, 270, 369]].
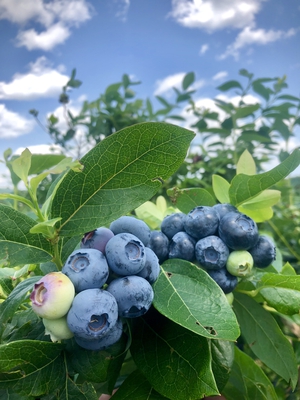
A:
[[233, 293, 298, 389], [167, 187, 215, 213], [222, 346, 278, 400], [212, 175, 230, 203], [58, 379, 98, 400], [257, 273, 300, 315], [153, 260, 240, 341], [111, 370, 169, 399], [50, 122, 194, 236], [130, 309, 219, 400], [0, 340, 65, 397], [211, 340, 234, 391], [229, 148, 300, 206], [0, 205, 52, 267]]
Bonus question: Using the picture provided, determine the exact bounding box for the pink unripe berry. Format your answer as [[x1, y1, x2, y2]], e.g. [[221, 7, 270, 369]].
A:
[[30, 272, 75, 319]]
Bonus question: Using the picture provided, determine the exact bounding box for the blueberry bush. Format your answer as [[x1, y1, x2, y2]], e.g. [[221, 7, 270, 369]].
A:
[[0, 70, 300, 400]]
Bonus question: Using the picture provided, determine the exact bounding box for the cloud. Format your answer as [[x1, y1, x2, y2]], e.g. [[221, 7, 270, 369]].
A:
[[16, 23, 71, 51], [154, 72, 205, 97], [220, 26, 298, 59], [14, 144, 63, 155], [212, 71, 228, 81], [0, 0, 93, 50], [199, 43, 209, 55], [0, 104, 34, 138], [169, 0, 262, 32], [114, 0, 130, 22], [0, 57, 69, 100]]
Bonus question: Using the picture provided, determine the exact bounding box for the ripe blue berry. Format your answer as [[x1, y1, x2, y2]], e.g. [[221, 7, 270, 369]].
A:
[[137, 247, 160, 284], [148, 230, 169, 263], [80, 227, 114, 254], [213, 203, 237, 220], [184, 206, 219, 240], [62, 249, 109, 292], [67, 289, 118, 340], [161, 213, 186, 239], [107, 275, 154, 318], [105, 233, 146, 276], [169, 231, 195, 261], [249, 235, 276, 268], [109, 216, 151, 246], [74, 319, 123, 351], [195, 235, 229, 270], [218, 211, 259, 250], [207, 268, 238, 294]]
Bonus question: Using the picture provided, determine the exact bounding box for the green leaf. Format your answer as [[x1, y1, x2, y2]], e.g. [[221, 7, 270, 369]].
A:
[[153, 260, 240, 340], [58, 378, 98, 400], [10, 148, 31, 186], [167, 187, 215, 213], [222, 346, 278, 400], [234, 104, 260, 119], [0, 276, 41, 338], [237, 206, 273, 222], [130, 309, 219, 400], [50, 122, 195, 236], [239, 69, 254, 79], [239, 189, 281, 209], [0, 193, 36, 212], [111, 369, 169, 399], [257, 273, 300, 315], [182, 72, 195, 90], [236, 150, 256, 175], [68, 335, 127, 392], [29, 217, 62, 236], [211, 340, 234, 391], [0, 204, 52, 267], [212, 175, 230, 203], [229, 148, 300, 206], [233, 292, 298, 388], [252, 81, 272, 101], [217, 80, 243, 92], [0, 340, 65, 397]]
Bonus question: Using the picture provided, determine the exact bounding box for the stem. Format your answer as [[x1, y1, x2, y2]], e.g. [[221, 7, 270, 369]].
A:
[[52, 240, 62, 270], [13, 185, 18, 210], [267, 219, 300, 262]]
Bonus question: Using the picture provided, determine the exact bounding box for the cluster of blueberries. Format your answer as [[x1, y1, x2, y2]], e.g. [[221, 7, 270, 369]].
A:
[[62, 216, 160, 351], [39, 204, 275, 352], [148, 203, 276, 294]]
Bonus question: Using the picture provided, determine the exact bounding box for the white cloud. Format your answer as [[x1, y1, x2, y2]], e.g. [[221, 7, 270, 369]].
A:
[[0, 57, 69, 100], [14, 144, 63, 155], [200, 43, 209, 55], [16, 23, 71, 51], [212, 71, 228, 81], [114, 0, 130, 22], [220, 26, 298, 59], [0, 104, 34, 138], [169, 0, 262, 32], [0, 0, 93, 50], [154, 72, 205, 97]]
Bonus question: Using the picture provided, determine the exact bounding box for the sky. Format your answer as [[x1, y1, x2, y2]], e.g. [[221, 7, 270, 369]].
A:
[[0, 0, 299, 188]]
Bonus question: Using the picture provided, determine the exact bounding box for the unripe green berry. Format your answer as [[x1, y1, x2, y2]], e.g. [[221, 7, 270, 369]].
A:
[[226, 292, 234, 306], [43, 316, 74, 342], [226, 250, 253, 277]]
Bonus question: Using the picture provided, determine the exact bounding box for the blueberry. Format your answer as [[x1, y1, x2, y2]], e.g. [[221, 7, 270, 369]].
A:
[[218, 211, 259, 250], [105, 233, 146, 276], [67, 289, 118, 340], [212, 203, 237, 220], [207, 268, 238, 294], [161, 213, 186, 239], [74, 319, 123, 351], [148, 230, 169, 263], [184, 206, 219, 240], [137, 247, 160, 284], [195, 235, 229, 270], [80, 227, 114, 254], [169, 231, 196, 261], [62, 249, 109, 292], [109, 216, 151, 246], [249, 235, 276, 268], [107, 276, 154, 318]]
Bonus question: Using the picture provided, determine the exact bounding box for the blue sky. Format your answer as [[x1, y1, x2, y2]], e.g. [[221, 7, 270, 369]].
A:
[[0, 0, 299, 186]]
